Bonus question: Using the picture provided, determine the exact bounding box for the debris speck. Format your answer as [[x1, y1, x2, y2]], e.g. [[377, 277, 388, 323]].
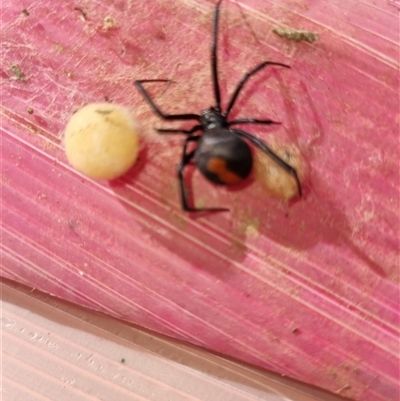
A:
[[273, 27, 318, 43], [22, 9, 29, 16], [95, 109, 112, 115], [103, 16, 117, 31], [27, 108, 34, 114], [74, 7, 87, 20], [54, 44, 64, 53], [11, 64, 26, 82], [337, 384, 351, 394], [295, 2, 308, 9]]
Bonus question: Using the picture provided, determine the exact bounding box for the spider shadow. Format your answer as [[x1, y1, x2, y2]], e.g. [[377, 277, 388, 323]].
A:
[[109, 140, 255, 280], [221, 75, 389, 278], [230, 176, 387, 278]]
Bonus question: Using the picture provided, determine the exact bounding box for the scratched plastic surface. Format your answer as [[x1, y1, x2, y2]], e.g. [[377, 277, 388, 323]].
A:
[[1, 1, 399, 400]]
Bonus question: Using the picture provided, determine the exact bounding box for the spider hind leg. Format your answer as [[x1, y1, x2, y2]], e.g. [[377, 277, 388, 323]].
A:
[[178, 136, 229, 212]]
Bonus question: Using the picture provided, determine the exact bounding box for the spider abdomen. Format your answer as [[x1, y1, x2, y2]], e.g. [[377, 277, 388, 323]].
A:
[[195, 129, 253, 186]]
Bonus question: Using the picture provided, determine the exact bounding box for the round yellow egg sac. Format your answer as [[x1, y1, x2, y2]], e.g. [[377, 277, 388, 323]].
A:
[[65, 103, 139, 180]]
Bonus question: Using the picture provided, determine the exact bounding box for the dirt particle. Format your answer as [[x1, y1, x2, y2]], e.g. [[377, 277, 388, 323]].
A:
[[273, 27, 318, 43], [95, 109, 112, 115], [74, 7, 87, 20], [337, 384, 351, 394], [54, 44, 64, 53], [103, 16, 117, 31], [11, 64, 26, 82], [154, 29, 166, 40]]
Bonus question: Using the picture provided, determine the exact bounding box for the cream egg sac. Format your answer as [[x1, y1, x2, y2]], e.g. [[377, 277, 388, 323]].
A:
[[65, 103, 139, 180]]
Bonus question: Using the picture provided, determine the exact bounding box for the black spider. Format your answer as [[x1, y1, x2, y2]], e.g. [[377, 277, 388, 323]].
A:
[[135, 0, 301, 212]]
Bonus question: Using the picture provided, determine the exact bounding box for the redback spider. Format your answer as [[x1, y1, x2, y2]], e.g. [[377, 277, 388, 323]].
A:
[[135, 0, 302, 212]]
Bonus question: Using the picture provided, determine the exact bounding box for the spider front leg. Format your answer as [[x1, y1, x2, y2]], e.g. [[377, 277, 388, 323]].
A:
[[135, 80, 201, 121], [178, 136, 229, 212], [227, 118, 281, 127], [224, 62, 290, 118], [157, 125, 202, 135], [234, 129, 302, 197], [211, 0, 224, 110]]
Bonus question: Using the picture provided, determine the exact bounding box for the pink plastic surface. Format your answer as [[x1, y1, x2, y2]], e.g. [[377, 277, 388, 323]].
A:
[[1, 1, 399, 400]]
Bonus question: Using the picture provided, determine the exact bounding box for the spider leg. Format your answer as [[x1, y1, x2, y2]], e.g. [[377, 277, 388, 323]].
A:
[[224, 62, 290, 118], [178, 136, 229, 212], [227, 118, 281, 126], [211, 0, 223, 111], [233, 129, 302, 197], [135, 80, 200, 121], [157, 125, 202, 135]]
